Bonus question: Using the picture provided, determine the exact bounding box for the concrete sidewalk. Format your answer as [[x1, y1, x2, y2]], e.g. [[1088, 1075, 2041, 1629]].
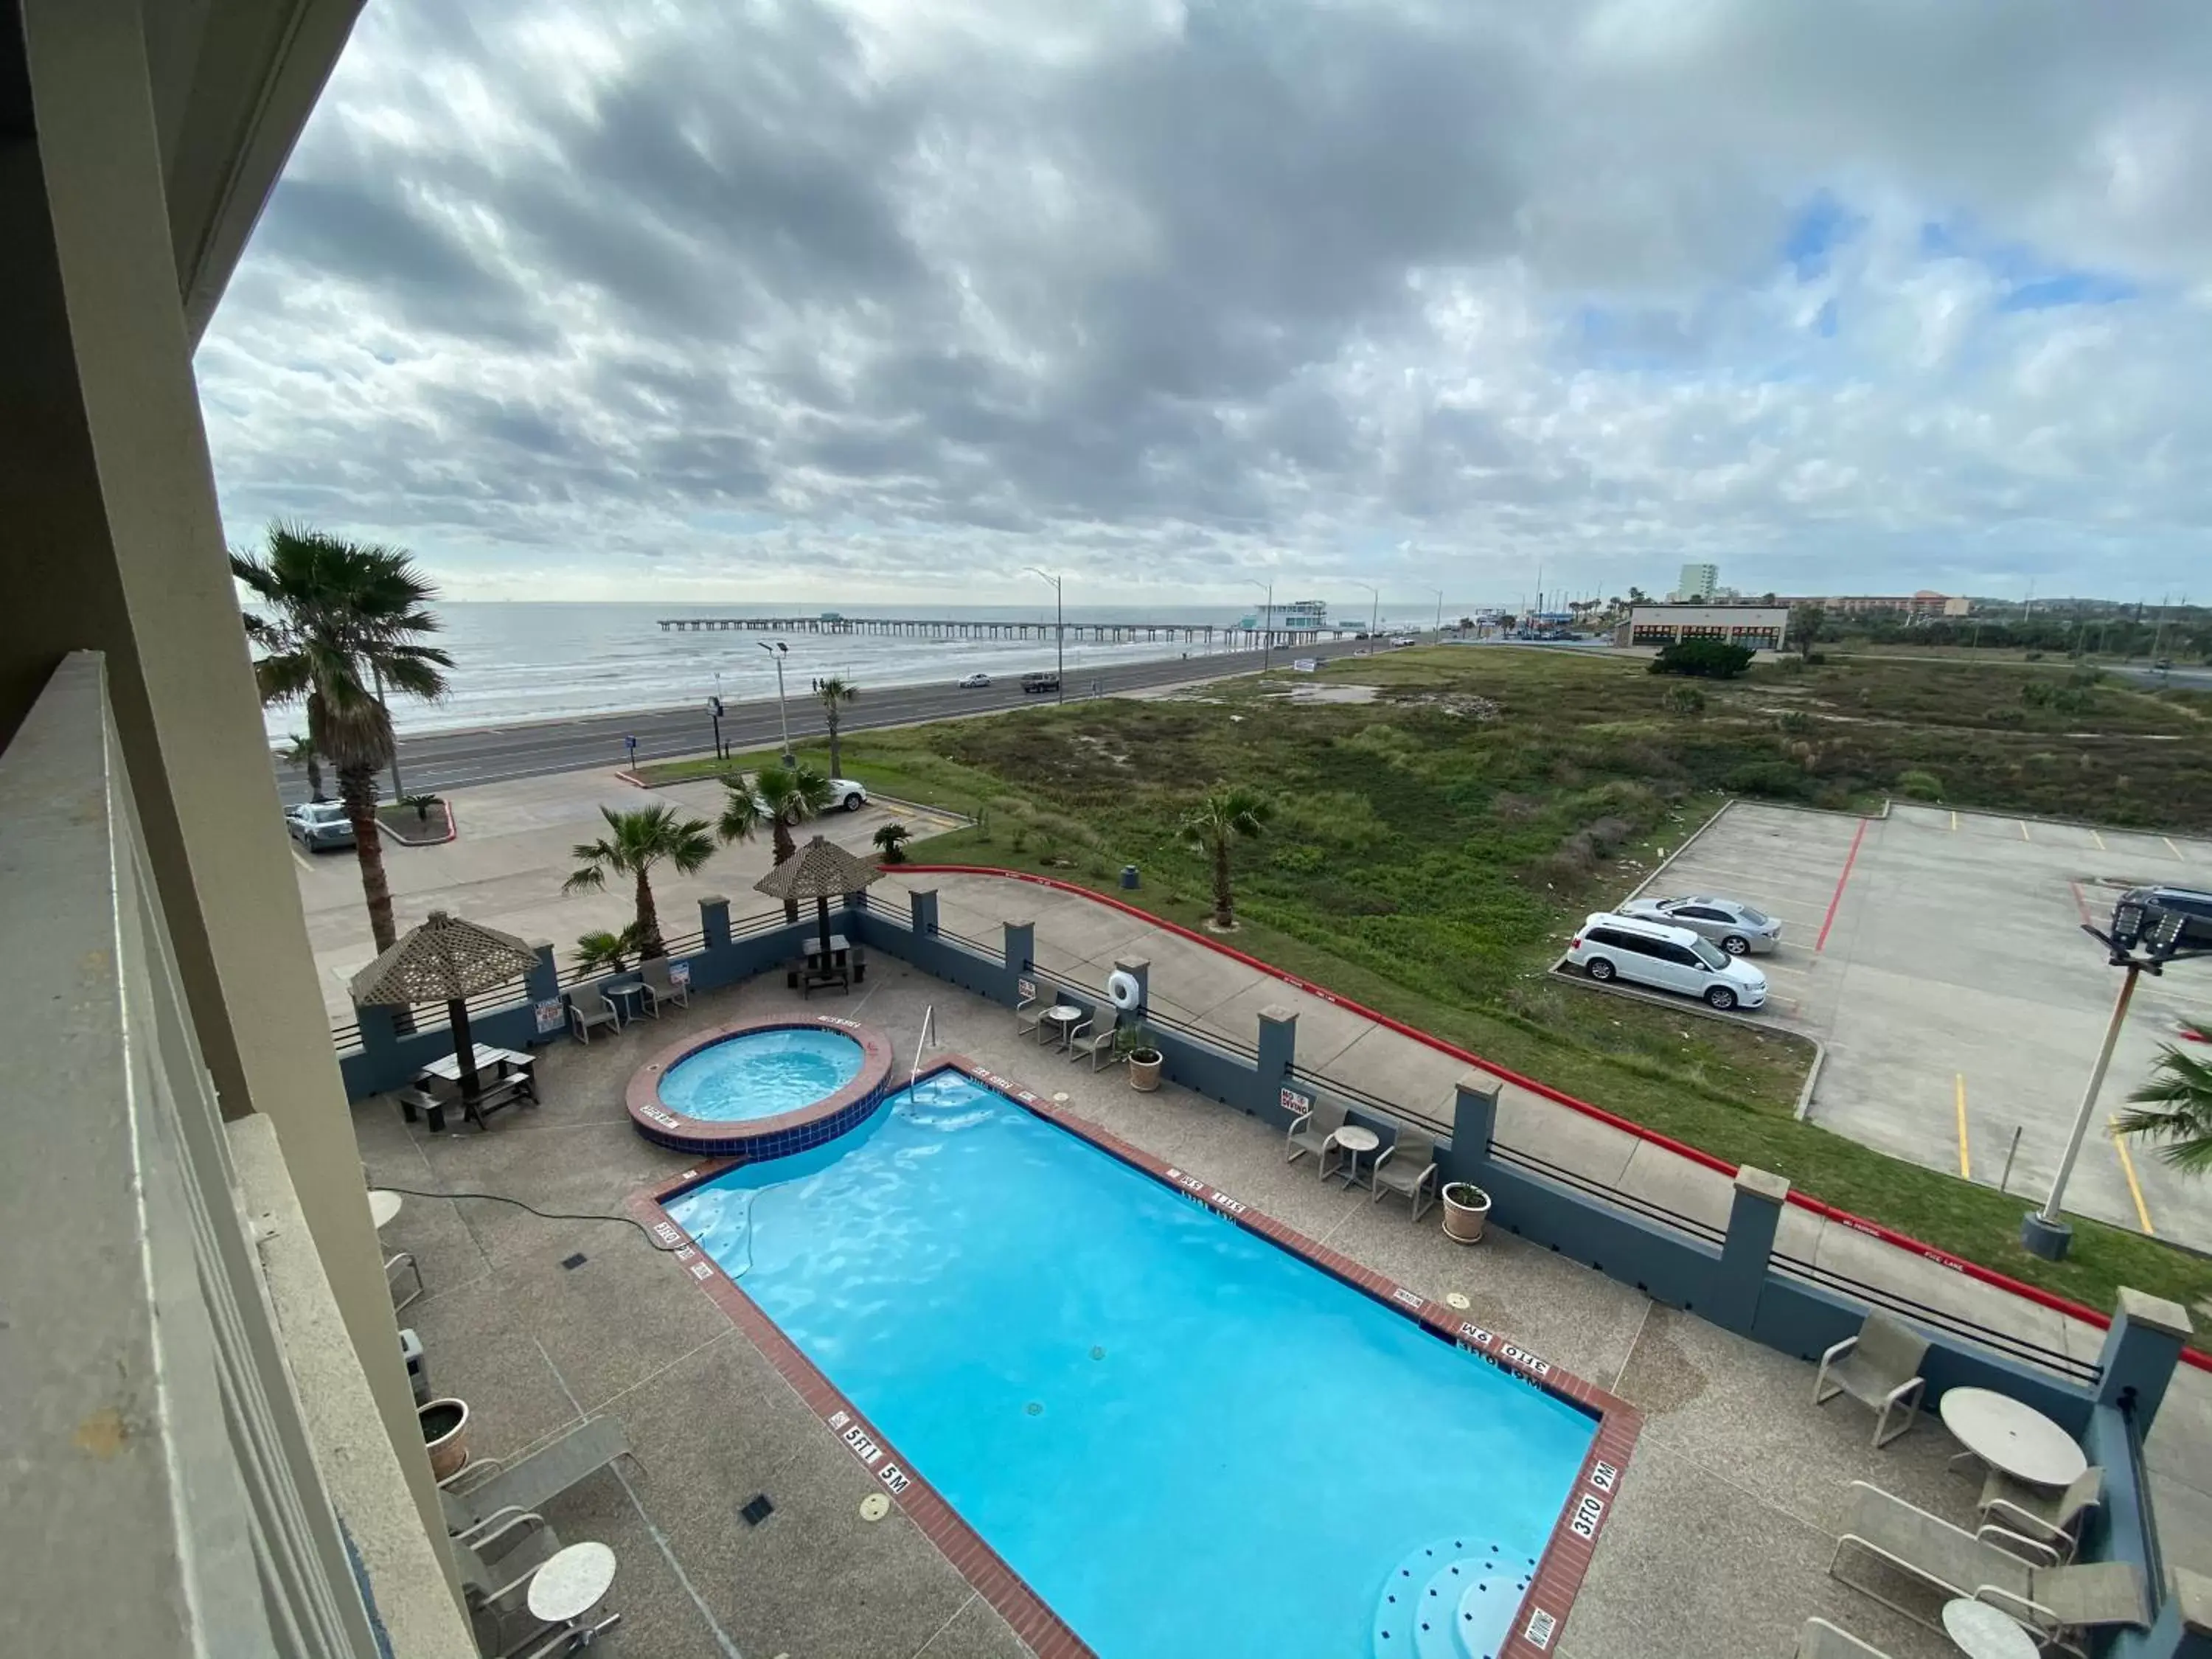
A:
[[880, 869, 2212, 1577]]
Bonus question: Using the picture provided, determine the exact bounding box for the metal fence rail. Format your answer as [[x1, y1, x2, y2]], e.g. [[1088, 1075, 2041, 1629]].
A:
[[1770, 1250, 2102, 1384], [1492, 1141, 1728, 1245], [1287, 1063, 1446, 1135], [1022, 960, 1254, 1057]]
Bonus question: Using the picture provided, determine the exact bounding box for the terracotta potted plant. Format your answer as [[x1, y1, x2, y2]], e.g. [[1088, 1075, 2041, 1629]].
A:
[[1441, 1181, 1491, 1245], [1121, 1023, 1163, 1092], [419, 1397, 471, 1481]]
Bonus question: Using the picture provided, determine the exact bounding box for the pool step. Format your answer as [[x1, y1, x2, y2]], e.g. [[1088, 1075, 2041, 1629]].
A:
[[1371, 1537, 1537, 1659]]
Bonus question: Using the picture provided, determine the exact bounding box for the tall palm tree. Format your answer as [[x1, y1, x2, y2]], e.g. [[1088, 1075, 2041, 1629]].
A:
[[2115, 1024, 2212, 1173], [563, 804, 716, 961], [721, 764, 833, 919], [815, 676, 858, 776], [233, 524, 451, 953], [1179, 787, 1272, 930], [282, 732, 327, 802]]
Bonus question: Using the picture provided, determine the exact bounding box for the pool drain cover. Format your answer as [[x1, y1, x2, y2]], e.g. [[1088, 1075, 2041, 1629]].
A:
[[1444, 1292, 1470, 1311], [739, 1494, 775, 1526], [859, 1493, 891, 1522], [1025, 1401, 1044, 1416]]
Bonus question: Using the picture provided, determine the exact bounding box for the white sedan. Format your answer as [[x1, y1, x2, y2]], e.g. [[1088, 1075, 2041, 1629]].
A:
[[957, 672, 992, 689], [828, 777, 869, 812]]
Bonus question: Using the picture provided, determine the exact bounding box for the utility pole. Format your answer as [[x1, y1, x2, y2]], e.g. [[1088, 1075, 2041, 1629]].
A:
[[370, 661, 403, 801], [1246, 579, 1274, 675], [1354, 582, 1379, 639], [1431, 587, 1444, 640], [759, 639, 795, 767], [1025, 568, 1065, 703]]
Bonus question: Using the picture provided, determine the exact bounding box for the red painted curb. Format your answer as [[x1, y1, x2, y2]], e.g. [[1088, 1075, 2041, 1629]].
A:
[[892, 862, 2210, 1374]]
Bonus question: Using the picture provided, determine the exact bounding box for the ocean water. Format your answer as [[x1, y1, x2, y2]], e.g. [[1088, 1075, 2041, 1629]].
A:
[[256, 599, 1326, 741], [666, 1071, 1596, 1659]]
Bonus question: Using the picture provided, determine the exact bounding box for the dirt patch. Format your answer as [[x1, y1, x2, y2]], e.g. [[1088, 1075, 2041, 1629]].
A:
[[1268, 682, 1383, 705], [1385, 690, 1502, 720]]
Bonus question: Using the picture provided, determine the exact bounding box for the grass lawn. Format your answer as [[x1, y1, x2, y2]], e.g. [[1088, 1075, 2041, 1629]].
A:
[[634, 648, 2212, 1312]]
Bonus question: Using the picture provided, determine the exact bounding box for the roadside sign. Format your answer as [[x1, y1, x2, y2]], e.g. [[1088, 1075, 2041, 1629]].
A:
[[1293, 658, 1318, 673]]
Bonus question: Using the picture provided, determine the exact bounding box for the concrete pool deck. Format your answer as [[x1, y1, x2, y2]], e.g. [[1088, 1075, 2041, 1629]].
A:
[[356, 957, 2195, 1659]]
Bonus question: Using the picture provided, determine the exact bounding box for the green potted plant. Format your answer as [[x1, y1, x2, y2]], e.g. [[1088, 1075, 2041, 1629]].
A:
[[1119, 1022, 1163, 1092], [418, 1396, 471, 1480], [1441, 1180, 1491, 1244]]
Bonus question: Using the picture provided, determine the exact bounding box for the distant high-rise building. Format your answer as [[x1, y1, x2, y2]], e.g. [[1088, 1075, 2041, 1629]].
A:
[[1675, 563, 1719, 602]]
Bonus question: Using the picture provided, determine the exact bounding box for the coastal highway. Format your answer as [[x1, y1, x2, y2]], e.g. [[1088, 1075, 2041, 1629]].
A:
[[271, 636, 1386, 802]]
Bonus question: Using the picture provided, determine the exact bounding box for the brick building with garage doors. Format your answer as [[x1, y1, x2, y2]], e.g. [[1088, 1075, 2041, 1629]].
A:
[[1621, 603, 1791, 651]]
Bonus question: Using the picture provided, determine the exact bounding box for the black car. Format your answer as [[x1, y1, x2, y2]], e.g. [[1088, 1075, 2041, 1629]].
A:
[[2108, 886, 2212, 960]]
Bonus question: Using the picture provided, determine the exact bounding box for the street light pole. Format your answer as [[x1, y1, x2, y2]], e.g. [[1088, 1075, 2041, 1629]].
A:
[[1025, 568, 1065, 704], [2030, 966, 2143, 1251], [1354, 581, 1379, 639], [1430, 588, 1445, 641], [371, 661, 403, 801], [1246, 580, 1274, 676], [759, 640, 795, 767]]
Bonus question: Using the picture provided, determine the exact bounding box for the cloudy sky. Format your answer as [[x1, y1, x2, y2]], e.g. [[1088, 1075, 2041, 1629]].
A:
[[198, 0, 2212, 608]]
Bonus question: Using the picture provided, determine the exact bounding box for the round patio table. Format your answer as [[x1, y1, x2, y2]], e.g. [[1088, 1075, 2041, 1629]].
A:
[[1938, 1388, 2087, 1489], [1941, 1597, 2039, 1659], [367, 1189, 403, 1230], [527, 1540, 616, 1627], [1332, 1124, 1380, 1187]]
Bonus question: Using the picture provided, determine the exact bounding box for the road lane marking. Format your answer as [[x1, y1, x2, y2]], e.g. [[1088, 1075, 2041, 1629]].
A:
[[1814, 818, 1869, 953], [2109, 1117, 2156, 1235], [2090, 828, 2107, 852], [1954, 1075, 1971, 1180]]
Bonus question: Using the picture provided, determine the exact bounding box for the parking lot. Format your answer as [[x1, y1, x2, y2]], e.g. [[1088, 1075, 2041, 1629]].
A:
[[1615, 799, 2212, 1251]]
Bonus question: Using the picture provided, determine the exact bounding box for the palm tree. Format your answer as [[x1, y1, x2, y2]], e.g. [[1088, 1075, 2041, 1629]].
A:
[[234, 524, 451, 953], [574, 925, 644, 975], [282, 732, 327, 801], [1178, 787, 1272, 929], [722, 764, 833, 920], [2114, 1023, 2212, 1173], [872, 821, 912, 864], [815, 676, 859, 776], [562, 804, 716, 961]]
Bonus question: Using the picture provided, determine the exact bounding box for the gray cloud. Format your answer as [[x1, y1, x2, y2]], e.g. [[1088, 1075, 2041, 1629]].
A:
[[199, 0, 2212, 600]]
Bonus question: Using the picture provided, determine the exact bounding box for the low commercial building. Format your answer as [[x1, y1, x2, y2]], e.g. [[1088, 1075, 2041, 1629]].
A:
[[1785, 591, 1967, 620], [1622, 603, 1790, 651]]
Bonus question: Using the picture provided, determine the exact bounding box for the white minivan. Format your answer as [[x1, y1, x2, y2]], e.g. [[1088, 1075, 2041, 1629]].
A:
[[1567, 912, 1767, 1012]]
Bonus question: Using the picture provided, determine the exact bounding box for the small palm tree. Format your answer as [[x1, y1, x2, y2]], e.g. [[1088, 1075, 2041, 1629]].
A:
[[282, 732, 327, 801], [815, 677, 859, 776], [574, 925, 644, 975], [1179, 787, 1272, 929], [234, 524, 451, 953], [722, 764, 833, 919], [2114, 1024, 2212, 1173], [872, 821, 912, 864], [400, 792, 442, 823], [562, 804, 716, 961]]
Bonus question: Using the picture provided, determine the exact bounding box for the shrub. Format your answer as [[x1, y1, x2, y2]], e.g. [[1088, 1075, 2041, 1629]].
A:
[[1009, 828, 1027, 853], [1896, 770, 1943, 801], [1724, 759, 1810, 799], [1661, 684, 1707, 716], [1987, 706, 2026, 728], [1775, 710, 1813, 736], [1803, 651, 1827, 665], [2070, 667, 2105, 689], [1775, 656, 1806, 677], [2020, 680, 2056, 707], [1649, 638, 1755, 679], [1273, 844, 1326, 873]]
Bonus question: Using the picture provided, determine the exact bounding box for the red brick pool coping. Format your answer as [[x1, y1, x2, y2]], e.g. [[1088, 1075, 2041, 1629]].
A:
[[624, 1012, 894, 1156], [630, 1052, 1641, 1659]]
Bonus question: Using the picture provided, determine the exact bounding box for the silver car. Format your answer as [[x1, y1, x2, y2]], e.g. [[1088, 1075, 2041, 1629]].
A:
[[1618, 894, 1780, 956], [286, 800, 355, 852]]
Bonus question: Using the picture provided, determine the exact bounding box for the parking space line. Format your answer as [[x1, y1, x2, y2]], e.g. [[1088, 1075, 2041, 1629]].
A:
[[2090, 828, 2106, 852], [1954, 1075, 1971, 1179], [1950, 810, 1958, 832], [2018, 820, 2032, 843], [2165, 836, 2185, 860], [1813, 818, 1868, 953], [2108, 1118, 2157, 1235]]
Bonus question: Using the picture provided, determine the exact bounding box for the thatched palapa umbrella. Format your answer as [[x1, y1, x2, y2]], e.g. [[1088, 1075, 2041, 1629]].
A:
[[753, 835, 883, 958], [349, 910, 540, 1104]]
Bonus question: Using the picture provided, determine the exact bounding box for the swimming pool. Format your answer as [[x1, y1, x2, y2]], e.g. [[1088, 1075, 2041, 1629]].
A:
[[626, 1015, 895, 1157], [662, 1026, 864, 1121], [661, 1062, 1631, 1659]]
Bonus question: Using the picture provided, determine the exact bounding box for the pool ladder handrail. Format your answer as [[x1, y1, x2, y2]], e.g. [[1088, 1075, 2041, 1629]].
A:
[[910, 1004, 936, 1090]]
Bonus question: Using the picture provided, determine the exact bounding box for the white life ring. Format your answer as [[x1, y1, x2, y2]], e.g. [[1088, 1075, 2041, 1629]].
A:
[[1106, 970, 1142, 1012]]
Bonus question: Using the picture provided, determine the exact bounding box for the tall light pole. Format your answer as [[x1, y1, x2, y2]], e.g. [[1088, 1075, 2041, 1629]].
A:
[[1025, 568, 1065, 704], [1354, 581, 1379, 640], [759, 639, 795, 767], [2021, 891, 2212, 1260], [1431, 587, 1445, 641], [1246, 579, 1275, 676], [370, 661, 403, 801]]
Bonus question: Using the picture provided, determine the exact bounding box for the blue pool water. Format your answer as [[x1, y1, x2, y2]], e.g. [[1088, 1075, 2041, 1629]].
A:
[[658, 1027, 865, 1121], [667, 1072, 1597, 1659]]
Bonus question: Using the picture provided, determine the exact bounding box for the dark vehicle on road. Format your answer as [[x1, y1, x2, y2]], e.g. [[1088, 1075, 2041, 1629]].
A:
[[1021, 671, 1060, 694]]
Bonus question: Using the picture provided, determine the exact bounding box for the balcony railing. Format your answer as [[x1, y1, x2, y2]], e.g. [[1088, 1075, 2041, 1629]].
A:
[[1, 655, 388, 1658]]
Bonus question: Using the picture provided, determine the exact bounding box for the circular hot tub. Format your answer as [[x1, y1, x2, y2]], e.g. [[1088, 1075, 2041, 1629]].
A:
[[627, 1014, 895, 1157]]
